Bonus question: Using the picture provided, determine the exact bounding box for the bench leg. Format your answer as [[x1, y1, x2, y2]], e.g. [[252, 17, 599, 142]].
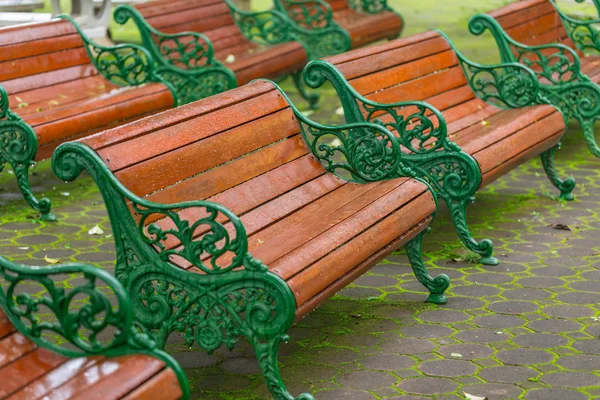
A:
[[540, 145, 576, 201], [126, 267, 312, 400], [446, 199, 497, 266], [11, 161, 55, 221], [580, 118, 600, 159], [292, 72, 320, 110], [405, 229, 450, 304], [0, 120, 55, 221], [252, 335, 314, 400]]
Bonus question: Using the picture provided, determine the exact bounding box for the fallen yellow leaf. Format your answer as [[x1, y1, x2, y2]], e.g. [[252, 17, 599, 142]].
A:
[[44, 255, 61, 264]]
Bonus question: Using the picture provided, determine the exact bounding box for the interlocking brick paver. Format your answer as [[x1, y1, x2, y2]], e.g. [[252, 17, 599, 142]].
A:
[[2, 3, 600, 397]]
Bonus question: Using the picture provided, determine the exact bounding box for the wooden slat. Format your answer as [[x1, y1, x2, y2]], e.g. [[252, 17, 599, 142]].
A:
[[7, 356, 103, 400], [0, 333, 35, 368], [122, 368, 182, 400], [0, 348, 66, 398]]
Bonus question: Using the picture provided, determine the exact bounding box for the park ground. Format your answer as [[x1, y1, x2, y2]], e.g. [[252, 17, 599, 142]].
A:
[[2, 0, 600, 398]]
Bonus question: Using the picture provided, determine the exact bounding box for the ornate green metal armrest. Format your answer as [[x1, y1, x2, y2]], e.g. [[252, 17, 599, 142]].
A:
[[548, 0, 600, 54], [275, 0, 334, 30], [469, 14, 585, 86], [347, 0, 392, 14], [0, 256, 189, 398], [438, 29, 541, 109], [52, 141, 311, 400], [59, 14, 158, 88], [113, 5, 221, 71], [223, 0, 294, 46], [298, 60, 498, 264]]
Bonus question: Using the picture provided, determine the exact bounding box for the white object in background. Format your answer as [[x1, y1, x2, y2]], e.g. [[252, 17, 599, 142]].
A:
[[51, 0, 112, 38]]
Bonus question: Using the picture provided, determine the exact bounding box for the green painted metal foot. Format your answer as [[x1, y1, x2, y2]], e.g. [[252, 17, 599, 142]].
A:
[[478, 256, 499, 266], [40, 212, 57, 222], [426, 293, 448, 305], [560, 192, 575, 201]]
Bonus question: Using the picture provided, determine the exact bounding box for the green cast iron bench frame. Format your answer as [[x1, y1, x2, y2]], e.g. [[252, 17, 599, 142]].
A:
[[304, 30, 575, 265], [468, 0, 600, 158], [113, 1, 326, 108], [0, 255, 189, 398], [272, 0, 404, 58], [49, 79, 479, 399]]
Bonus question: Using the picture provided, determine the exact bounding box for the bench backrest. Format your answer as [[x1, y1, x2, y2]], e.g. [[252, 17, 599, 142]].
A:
[[325, 31, 474, 117], [489, 0, 578, 51], [77, 81, 330, 229], [0, 20, 96, 97], [134, 0, 249, 55]]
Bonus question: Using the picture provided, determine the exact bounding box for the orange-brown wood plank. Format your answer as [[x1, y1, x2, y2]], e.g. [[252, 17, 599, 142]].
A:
[[0, 332, 36, 368], [0, 348, 66, 398], [7, 356, 103, 400], [122, 368, 182, 400], [286, 187, 434, 306]]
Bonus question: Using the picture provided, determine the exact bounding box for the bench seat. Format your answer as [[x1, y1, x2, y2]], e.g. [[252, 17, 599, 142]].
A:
[[124, 0, 309, 86], [312, 30, 571, 263], [0, 18, 178, 220], [0, 310, 183, 399], [53, 78, 458, 399], [470, 0, 600, 158]]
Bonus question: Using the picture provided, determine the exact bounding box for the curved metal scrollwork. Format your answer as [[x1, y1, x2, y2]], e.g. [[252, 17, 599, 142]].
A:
[[231, 8, 293, 45], [548, 0, 600, 55], [114, 5, 216, 71], [280, 0, 333, 29], [52, 141, 309, 400], [0, 86, 54, 220], [0, 257, 148, 356], [59, 14, 155, 87], [460, 62, 539, 109], [155, 67, 237, 106]]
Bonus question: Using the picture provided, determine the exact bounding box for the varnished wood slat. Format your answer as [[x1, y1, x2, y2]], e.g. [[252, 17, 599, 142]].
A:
[[0, 333, 36, 368], [0, 47, 91, 82], [286, 187, 434, 306], [65, 357, 165, 400], [0, 348, 66, 398], [0, 34, 83, 63], [348, 49, 459, 95], [0, 310, 16, 340], [42, 355, 163, 400], [122, 368, 182, 400], [0, 19, 76, 46], [2, 64, 99, 95], [113, 107, 299, 196], [333, 35, 452, 80], [296, 216, 431, 318], [27, 84, 173, 148], [7, 356, 103, 400]]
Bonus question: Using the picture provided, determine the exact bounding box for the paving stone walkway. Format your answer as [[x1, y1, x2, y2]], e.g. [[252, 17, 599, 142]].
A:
[[0, 92, 599, 398]]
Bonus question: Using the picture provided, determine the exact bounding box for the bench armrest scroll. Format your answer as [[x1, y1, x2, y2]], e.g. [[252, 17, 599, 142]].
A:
[[59, 14, 158, 87], [277, 0, 334, 29], [548, 0, 600, 54], [114, 5, 219, 71], [468, 14, 584, 86], [224, 0, 294, 46]]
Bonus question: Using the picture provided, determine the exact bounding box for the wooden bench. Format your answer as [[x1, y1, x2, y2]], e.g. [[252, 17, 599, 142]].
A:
[[273, 0, 404, 58], [468, 0, 600, 157], [305, 30, 576, 265], [50, 79, 470, 399], [0, 15, 221, 221], [112, 0, 317, 106], [0, 256, 189, 399]]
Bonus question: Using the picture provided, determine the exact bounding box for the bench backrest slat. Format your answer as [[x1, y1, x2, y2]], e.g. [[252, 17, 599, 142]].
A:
[[326, 31, 473, 112], [78, 81, 327, 216], [489, 0, 577, 51], [0, 20, 95, 96]]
